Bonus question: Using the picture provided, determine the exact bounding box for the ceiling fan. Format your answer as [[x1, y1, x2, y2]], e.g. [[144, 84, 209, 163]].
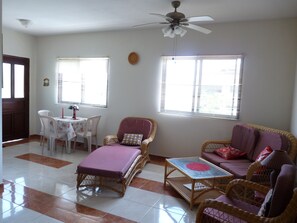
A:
[[135, 1, 214, 38]]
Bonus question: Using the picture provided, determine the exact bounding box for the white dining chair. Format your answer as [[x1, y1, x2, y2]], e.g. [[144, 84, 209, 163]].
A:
[[74, 115, 101, 152], [38, 109, 54, 146], [39, 115, 67, 155]]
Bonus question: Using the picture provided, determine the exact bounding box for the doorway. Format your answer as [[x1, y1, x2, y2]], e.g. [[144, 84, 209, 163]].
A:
[[2, 55, 30, 141]]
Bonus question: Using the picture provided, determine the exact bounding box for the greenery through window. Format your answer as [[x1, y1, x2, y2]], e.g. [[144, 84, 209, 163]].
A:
[[57, 58, 109, 107], [160, 55, 243, 119]]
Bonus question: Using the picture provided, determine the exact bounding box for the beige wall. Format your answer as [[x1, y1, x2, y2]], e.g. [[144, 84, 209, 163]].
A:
[[3, 18, 297, 157]]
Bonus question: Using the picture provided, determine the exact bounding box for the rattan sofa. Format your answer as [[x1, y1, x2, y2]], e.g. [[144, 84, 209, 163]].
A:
[[201, 123, 297, 184]]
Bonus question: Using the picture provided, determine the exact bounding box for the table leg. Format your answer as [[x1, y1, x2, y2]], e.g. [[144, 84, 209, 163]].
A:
[[190, 180, 195, 210], [164, 161, 168, 187], [66, 140, 72, 153]]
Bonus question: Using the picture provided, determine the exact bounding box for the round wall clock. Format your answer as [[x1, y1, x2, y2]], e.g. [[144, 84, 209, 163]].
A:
[[128, 52, 139, 65]]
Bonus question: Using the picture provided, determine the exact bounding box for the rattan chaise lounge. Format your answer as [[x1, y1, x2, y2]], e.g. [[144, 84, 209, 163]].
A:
[[76, 117, 157, 196]]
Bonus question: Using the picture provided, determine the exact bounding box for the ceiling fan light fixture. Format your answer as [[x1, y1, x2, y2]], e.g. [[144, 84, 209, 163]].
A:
[[162, 26, 174, 38], [162, 26, 171, 35], [162, 25, 187, 38], [174, 26, 187, 37]]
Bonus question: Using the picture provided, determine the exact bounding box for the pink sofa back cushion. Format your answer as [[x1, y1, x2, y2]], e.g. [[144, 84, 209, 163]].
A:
[[230, 124, 259, 160], [251, 131, 289, 161], [117, 117, 153, 142]]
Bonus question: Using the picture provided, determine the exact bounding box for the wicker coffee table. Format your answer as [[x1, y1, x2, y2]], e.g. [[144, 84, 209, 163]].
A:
[[164, 157, 233, 209]]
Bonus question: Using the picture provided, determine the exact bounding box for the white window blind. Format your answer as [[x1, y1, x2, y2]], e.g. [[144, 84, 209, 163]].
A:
[[160, 55, 243, 119], [57, 58, 109, 107]]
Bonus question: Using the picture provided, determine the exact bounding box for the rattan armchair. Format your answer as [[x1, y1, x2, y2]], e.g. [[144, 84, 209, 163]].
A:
[[103, 117, 157, 166], [196, 165, 297, 223]]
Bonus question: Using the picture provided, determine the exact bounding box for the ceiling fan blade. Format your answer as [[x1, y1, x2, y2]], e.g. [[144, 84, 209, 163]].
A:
[[184, 23, 212, 34], [182, 16, 214, 23], [133, 22, 162, 28], [150, 13, 173, 22]]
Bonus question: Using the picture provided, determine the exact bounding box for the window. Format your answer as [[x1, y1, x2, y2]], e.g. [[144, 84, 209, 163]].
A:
[[160, 55, 243, 119], [2, 63, 25, 99], [57, 58, 109, 107]]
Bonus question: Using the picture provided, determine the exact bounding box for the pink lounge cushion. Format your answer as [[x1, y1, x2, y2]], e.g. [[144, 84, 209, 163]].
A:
[[77, 145, 141, 179], [214, 146, 247, 160], [117, 117, 153, 142], [230, 124, 259, 160], [121, 133, 143, 146]]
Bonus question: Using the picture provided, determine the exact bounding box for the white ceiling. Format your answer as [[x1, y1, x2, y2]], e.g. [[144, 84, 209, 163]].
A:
[[3, 0, 297, 36]]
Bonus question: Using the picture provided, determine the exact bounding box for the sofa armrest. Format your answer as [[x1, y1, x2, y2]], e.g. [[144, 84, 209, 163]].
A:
[[226, 179, 269, 205], [103, 135, 119, 145], [201, 140, 231, 153]]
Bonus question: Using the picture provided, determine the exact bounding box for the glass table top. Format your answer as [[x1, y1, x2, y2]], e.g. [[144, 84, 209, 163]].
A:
[[166, 157, 233, 180]]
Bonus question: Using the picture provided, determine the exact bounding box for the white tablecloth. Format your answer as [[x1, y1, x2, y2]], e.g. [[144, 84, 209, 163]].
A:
[[54, 116, 87, 152]]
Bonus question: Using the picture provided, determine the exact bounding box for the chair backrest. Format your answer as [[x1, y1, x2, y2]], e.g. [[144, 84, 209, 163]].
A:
[[38, 110, 54, 131], [38, 109, 53, 116], [84, 115, 101, 136], [116, 117, 157, 142], [268, 164, 296, 217], [39, 115, 58, 137]]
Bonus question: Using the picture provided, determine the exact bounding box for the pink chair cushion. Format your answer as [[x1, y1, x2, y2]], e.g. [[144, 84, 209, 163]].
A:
[[203, 194, 259, 222], [117, 117, 153, 142], [77, 145, 141, 179]]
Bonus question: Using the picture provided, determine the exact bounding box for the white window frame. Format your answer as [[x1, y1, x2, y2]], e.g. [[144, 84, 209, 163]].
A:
[[160, 55, 243, 120], [57, 57, 109, 107]]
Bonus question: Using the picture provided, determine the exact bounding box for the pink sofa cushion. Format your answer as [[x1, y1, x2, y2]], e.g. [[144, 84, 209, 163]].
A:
[[202, 152, 251, 166], [251, 131, 289, 161], [220, 162, 253, 179], [77, 145, 141, 179], [117, 117, 153, 142], [230, 124, 259, 160]]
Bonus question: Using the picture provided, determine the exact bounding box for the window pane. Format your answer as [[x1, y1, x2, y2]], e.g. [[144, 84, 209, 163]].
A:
[[61, 82, 81, 102], [57, 58, 109, 107], [80, 59, 108, 106], [14, 65, 25, 98], [163, 59, 196, 112], [2, 63, 11, 98], [199, 59, 240, 116], [160, 55, 243, 119]]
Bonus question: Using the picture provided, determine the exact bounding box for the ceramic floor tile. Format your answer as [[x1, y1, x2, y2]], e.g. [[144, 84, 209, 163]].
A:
[[140, 206, 184, 223], [2, 205, 43, 223], [15, 153, 72, 168], [108, 198, 151, 222], [124, 187, 161, 206], [0, 198, 19, 214], [1, 140, 201, 223], [154, 195, 189, 216], [31, 214, 64, 223]]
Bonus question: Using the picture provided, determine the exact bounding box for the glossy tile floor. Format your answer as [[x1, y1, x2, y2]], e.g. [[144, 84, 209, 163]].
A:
[[1, 140, 198, 223]]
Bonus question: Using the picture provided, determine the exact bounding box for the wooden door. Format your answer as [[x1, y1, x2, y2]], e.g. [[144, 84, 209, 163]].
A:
[[2, 55, 30, 141]]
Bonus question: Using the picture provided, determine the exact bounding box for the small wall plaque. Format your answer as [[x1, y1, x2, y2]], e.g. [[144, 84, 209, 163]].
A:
[[128, 52, 139, 65]]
